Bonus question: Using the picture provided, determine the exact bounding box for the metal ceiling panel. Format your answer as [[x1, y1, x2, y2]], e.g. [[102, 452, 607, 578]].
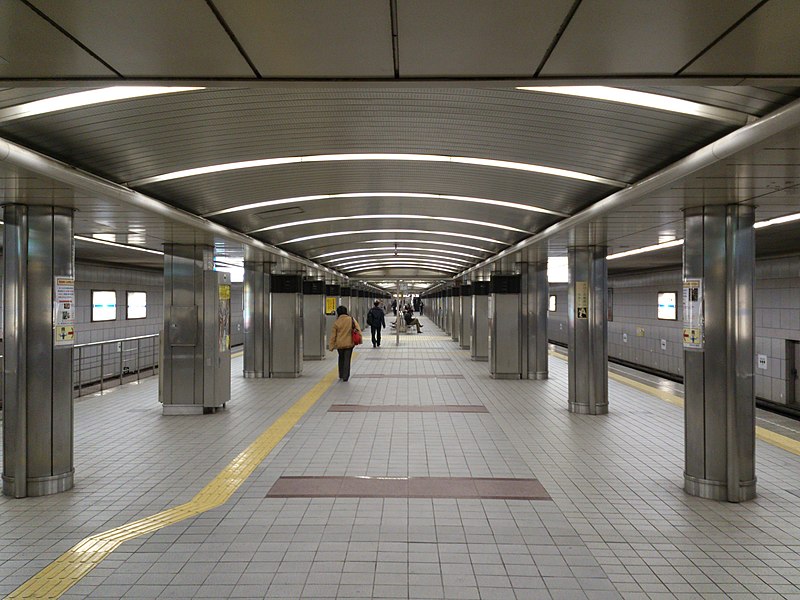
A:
[[396, 0, 573, 77], [630, 85, 800, 116], [0, 88, 734, 190], [28, 0, 255, 77], [540, 0, 761, 76], [214, 0, 394, 78], [0, 1, 113, 78], [684, 0, 800, 76]]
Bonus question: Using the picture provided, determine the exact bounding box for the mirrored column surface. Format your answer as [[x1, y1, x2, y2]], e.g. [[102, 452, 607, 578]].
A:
[[489, 274, 522, 379], [521, 261, 549, 380], [243, 261, 271, 378], [683, 204, 756, 502], [161, 244, 231, 414], [302, 280, 325, 360], [459, 285, 472, 350], [270, 274, 303, 378], [567, 246, 608, 414], [3, 205, 75, 497], [450, 286, 461, 342], [470, 282, 490, 362]]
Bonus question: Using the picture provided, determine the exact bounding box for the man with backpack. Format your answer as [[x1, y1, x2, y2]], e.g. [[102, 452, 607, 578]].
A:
[[366, 300, 386, 347]]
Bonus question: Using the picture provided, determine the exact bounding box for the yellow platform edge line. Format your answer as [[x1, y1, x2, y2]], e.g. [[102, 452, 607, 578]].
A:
[[550, 349, 800, 456], [9, 356, 350, 600]]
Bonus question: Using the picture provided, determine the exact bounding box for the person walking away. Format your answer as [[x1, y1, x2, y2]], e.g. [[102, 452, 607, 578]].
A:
[[419, 300, 424, 315], [391, 298, 397, 315], [329, 305, 361, 381], [367, 300, 386, 347]]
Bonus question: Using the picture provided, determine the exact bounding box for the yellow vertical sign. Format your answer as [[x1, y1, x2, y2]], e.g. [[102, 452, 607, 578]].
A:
[[325, 297, 337, 315]]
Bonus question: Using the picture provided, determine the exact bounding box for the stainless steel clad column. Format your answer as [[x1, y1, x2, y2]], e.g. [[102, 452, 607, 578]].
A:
[[340, 286, 351, 318], [521, 261, 549, 380], [270, 274, 303, 378], [683, 205, 756, 502], [459, 285, 472, 350], [444, 289, 453, 335], [451, 286, 461, 342], [489, 274, 522, 379], [471, 282, 490, 361], [302, 280, 325, 360], [161, 244, 232, 415], [243, 261, 270, 378], [3, 205, 74, 498], [567, 246, 608, 414], [324, 284, 340, 347]]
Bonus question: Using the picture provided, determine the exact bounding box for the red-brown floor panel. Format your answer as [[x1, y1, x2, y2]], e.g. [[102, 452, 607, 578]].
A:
[[266, 476, 551, 500]]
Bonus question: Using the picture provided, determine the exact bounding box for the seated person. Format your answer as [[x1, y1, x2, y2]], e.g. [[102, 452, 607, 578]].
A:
[[403, 307, 423, 333]]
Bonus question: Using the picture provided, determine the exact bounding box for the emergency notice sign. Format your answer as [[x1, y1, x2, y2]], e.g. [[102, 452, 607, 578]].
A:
[[54, 276, 75, 346], [682, 278, 703, 350]]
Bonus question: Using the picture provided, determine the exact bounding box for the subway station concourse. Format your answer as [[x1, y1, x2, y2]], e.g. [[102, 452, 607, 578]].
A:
[[2, 2, 800, 598]]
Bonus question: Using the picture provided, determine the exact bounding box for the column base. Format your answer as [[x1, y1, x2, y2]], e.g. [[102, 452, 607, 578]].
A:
[[243, 370, 264, 378], [459, 343, 470, 350], [491, 373, 521, 380], [527, 372, 549, 380], [162, 404, 204, 415], [471, 356, 488, 362], [3, 470, 74, 497], [569, 402, 608, 415], [684, 473, 757, 502], [303, 356, 325, 361], [271, 372, 301, 378]]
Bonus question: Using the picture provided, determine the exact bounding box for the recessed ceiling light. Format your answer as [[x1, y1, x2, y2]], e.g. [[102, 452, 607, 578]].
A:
[[129, 153, 626, 188], [517, 86, 748, 125], [0, 87, 203, 123], [327, 253, 471, 266], [313, 247, 482, 260], [251, 214, 529, 235], [753, 211, 800, 229]]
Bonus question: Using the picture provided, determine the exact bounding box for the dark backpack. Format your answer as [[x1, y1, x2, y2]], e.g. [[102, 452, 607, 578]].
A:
[[367, 310, 375, 327]]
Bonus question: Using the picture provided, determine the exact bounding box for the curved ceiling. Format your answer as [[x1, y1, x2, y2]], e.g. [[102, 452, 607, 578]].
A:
[[1, 0, 800, 285]]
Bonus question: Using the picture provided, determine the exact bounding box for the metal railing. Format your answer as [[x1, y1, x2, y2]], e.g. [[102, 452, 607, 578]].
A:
[[74, 333, 159, 397]]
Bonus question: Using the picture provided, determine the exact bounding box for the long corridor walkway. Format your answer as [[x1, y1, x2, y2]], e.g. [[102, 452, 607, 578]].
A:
[[2, 316, 800, 599]]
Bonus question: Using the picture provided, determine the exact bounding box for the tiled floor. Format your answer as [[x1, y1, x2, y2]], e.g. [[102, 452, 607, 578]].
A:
[[1, 316, 799, 599]]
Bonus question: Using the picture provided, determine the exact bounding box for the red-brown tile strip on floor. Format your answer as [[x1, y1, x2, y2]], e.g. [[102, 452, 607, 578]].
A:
[[266, 476, 551, 500], [353, 374, 465, 379], [328, 404, 489, 413], [364, 358, 453, 361]]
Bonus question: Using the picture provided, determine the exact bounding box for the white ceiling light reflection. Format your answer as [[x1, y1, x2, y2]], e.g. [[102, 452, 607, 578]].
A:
[[0, 87, 203, 123], [516, 86, 748, 125], [754, 211, 800, 229], [251, 215, 529, 235], [74, 235, 163, 255], [281, 229, 508, 246], [357, 239, 493, 253], [204, 192, 567, 218], [130, 153, 626, 187], [347, 263, 460, 273], [607, 239, 684, 260]]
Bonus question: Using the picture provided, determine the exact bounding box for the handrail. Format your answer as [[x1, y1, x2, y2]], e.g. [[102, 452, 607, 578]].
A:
[[75, 333, 159, 348]]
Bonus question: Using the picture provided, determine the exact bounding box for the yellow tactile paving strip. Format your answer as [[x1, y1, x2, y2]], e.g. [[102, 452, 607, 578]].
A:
[[550, 350, 800, 457], [9, 357, 347, 599]]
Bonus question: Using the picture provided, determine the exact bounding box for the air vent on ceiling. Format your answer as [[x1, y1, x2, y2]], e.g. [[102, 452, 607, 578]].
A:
[[256, 206, 304, 219]]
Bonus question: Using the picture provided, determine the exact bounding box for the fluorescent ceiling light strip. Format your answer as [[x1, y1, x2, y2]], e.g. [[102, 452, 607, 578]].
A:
[[204, 192, 567, 218], [517, 86, 748, 125], [282, 229, 507, 245], [348, 264, 459, 273], [0, 87, 204, 123], [130, 153, 625, 188], [318, 247, 482, 260], [334, 258, 466, 270], [327, 253, 471, 266], [251, 214, 528, 234], [607, 239, 684, 260], [74, 235, 164, 255], [358, 239, 493, 253], [753, 211, 800, 229]]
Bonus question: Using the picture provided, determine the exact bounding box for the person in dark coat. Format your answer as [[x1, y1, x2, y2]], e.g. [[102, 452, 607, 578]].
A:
[[366, 300, 386, 347]]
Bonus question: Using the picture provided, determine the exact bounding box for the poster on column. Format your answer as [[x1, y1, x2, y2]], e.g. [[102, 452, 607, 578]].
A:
[[682, 278, 703, 350], [54, 276, 75, 345], [575, 281, 589, 319]]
